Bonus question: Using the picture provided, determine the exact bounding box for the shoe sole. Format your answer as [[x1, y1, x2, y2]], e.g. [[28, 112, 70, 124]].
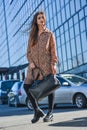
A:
[[43, 117, 53, 122]]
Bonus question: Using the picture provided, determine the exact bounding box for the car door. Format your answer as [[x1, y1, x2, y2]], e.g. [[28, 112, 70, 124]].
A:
[[55, 77, 73, 104]]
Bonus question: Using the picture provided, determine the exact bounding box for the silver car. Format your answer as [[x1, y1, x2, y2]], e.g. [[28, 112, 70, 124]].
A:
[[8, 81, 23, 107], [19, 74, 87, 109]]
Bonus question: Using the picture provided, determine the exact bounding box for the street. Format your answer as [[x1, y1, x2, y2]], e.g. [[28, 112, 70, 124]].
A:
[[0, 104, 87, 130]]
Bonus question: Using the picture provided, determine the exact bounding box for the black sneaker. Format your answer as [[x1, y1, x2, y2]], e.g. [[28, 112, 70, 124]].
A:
[[43, 112, 53, 122]]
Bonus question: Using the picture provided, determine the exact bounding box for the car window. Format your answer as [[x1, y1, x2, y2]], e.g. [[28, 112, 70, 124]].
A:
[[11, 82, 19, 91], [63, 75, 87, 85], [1, 81, 18, 90], [57, 76, 70, 86], [11, 81, 22, 91]]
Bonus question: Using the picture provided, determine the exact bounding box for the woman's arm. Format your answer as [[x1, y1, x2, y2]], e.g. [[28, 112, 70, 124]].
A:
[[27, 39, 35, 70], [50, 33, 58, 74], [27, 39, 33, 63], [50, 33, 58, 64]]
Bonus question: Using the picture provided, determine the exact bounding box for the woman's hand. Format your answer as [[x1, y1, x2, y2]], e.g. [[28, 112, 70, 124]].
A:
[[51, 64, 57, 74], [30, 62, 35, 70]]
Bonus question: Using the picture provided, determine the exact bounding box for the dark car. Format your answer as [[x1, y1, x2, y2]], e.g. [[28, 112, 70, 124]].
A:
[[8, 81, 23, 107], [0, 80, 19, 104]]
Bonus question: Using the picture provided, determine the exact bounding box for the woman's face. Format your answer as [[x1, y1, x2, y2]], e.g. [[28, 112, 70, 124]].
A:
[[36, 13, 46, 27]]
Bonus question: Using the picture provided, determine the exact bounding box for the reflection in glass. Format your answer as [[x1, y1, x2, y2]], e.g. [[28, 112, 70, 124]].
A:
[[66, 42, 71, 59], [70, 0, 75, 15], [70, 27, 74, 39], [74, 14, 78, 24], [83, 52, 87, 63], [76, 35, 82, 54], [61, 8, 66, 23], [79, 9, 84, 20], [81, 32, 87, 52], [71, 39, 76, 57], [77, 54, 83, 65], [75, 23, 80, 36], [66, 3, 70, 19], [75, 0, 81, 11], [68, 59, 72, 69], [80, 19, 85, 32], [62, 44, 66, 61]]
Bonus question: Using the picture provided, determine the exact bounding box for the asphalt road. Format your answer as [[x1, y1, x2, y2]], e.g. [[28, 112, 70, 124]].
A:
[[0, 104, 87, 130]]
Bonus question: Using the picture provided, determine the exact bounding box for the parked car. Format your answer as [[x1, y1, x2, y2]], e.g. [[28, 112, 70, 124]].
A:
[[0, 80, 19, 104], [8, 81, 23, 107], [19, 74, 87, 109]]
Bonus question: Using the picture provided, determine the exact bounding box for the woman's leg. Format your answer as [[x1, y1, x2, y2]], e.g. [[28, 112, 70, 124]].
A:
[[48, 92, 55, 112], [24, 84, 38, 110], [24, 84, 45, 123], [43, 92, 55, 122]]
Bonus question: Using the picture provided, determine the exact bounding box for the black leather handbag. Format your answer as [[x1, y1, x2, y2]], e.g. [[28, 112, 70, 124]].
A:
[[29, 73, 60, 101]]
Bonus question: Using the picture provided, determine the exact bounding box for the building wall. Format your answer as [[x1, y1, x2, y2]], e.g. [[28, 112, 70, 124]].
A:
[[0, 0, 87, 79]]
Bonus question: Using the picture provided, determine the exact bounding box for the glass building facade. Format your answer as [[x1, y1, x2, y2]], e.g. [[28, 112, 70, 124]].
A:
[[0, 0, 87, 80]]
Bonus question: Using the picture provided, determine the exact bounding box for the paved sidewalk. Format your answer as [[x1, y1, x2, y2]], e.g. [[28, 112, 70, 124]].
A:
[[0, 108, 87, 130]]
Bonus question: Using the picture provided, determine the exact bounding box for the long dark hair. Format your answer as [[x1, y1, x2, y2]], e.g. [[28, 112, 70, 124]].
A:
[[29, 11, 46, 46]]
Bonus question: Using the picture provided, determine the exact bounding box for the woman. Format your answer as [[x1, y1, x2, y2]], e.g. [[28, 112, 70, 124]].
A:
[[24, 11, 58, 123]]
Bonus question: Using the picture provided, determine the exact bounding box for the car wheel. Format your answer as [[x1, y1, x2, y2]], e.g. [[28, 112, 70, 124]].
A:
[[75, 94, 86, 108], [26, 98, 33, 110]]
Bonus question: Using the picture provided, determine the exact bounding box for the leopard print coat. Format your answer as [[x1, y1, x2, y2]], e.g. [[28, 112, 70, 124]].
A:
[[25, 28, 58, 84]]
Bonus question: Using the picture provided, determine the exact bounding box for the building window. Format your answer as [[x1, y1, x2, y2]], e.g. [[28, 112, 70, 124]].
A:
[[65, 30, 69, 42], [68, 59, 72, 69], [77, 54, 83, 65], [61, 34, 65, 44], [80, 19, 86, 32], [66, 42, 71, 59], [85, 6, 87, 17], [75, 23, 80, 36], [75, 0, 81, 11], [83, 51, 87, 63], [69, 18, 73, 28], [72, 56, 77, 67], [55, 0, 60, 12], [70, 27, 74, 39], [61, 8, 66, 23], [81, 32, 87, 52], [66, 3, 70, 19], [79, 9, 84, 20], [76, 35, 82, 54], [64, 22, 68, 31], [58, 12, 62, 26], [71, 39, 76, 57], [70, 0, 75, 15], [81, 0, 86, 7]]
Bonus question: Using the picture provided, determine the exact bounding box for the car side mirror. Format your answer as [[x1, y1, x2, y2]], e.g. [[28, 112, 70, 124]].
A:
[[62, 82, 70, 86]]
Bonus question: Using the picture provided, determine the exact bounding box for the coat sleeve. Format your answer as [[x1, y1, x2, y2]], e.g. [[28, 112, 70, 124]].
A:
[[27, 39, 33, 63], [50, 33, 58, 65]]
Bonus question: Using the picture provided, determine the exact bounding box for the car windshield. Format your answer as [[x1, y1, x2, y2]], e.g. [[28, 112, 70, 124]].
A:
[[1, 80, 19, 90], [62, 75, 87, 85]]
